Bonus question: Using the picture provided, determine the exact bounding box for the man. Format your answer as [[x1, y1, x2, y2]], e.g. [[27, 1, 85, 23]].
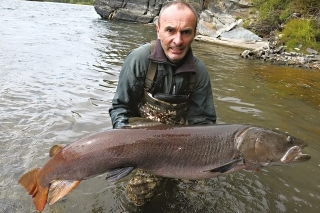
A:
[[109, 0, 217, 206]]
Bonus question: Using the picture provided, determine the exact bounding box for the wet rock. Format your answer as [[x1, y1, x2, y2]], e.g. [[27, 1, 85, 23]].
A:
[[125, 169, 164, 206], [240, 49, 254, 59]]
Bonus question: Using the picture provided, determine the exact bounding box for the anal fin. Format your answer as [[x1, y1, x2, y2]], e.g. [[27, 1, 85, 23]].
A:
[[49, 180, 80, 205]]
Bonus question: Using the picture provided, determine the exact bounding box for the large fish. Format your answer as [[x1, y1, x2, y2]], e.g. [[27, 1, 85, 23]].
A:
[[18, 123, 311, 212]]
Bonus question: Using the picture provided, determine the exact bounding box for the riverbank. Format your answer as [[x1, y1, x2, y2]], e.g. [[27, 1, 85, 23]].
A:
[[240, 46, 320, 70], [195, 35, 320, 70], [195, 35, 269, 50]]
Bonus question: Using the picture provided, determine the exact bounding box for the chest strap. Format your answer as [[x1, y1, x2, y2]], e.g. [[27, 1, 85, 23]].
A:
[[145, 40, 157, 90]]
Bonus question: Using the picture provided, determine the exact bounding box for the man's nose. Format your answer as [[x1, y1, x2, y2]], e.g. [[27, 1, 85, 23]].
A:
[[173, 33, 183, 46]]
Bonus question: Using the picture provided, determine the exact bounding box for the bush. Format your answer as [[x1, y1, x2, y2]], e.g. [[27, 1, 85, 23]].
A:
[[252, 0, 320, 34], [290, 0, 320, 16], [252, 0, 292, 31], [279, 19, 320, 52]]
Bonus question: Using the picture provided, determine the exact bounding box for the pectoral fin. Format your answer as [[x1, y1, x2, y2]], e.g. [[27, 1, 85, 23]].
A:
[[105, 167, 135, 182], [206, 158, 243, 173]]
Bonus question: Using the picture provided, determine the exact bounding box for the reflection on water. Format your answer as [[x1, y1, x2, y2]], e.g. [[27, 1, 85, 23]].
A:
[[1, 0, 320, 213]]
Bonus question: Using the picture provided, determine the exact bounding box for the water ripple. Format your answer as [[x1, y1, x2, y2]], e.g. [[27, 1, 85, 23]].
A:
[[1, 1, 320, 213]]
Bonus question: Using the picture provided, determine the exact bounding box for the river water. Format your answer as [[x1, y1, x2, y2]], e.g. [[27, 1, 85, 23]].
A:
[[1, 1, 320, 212]]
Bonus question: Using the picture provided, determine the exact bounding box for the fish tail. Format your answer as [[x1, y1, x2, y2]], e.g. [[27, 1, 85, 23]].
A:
[[18, 168, 49, 212]]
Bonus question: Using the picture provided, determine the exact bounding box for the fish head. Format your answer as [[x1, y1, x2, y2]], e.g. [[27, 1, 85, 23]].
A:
[[237, 127, 311, 169]]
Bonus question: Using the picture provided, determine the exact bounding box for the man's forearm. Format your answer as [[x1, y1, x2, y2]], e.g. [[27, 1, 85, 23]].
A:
[[109, 107, 130, 129]]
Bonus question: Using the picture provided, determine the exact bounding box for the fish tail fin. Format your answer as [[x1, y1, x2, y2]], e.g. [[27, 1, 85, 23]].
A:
[[18, 168, 49, 212], [49, 180, 81, 205]]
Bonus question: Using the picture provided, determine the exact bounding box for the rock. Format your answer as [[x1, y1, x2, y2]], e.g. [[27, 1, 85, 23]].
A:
[[200, 10, 214, 22], [215, 19, 242, 38], [315, 55, 320, 61], [240, 50, 254, 58], [195, 35, 269, 50], [220, 26, 262, 42], [230, 0, 254, 8], [306, 48, 318, 55], [273, 46, 285, 54], [94, 0, 160, 23], [197, 20, 217, 37]]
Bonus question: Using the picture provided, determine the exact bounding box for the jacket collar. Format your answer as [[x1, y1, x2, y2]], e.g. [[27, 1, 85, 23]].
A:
[[148, 39, 196, 74]]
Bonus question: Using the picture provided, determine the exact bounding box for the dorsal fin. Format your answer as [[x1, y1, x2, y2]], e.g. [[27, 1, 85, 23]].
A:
[[49, 145, 64, 157]]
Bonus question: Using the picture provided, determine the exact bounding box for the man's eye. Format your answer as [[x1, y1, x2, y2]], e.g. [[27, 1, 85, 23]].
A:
[[182, 30, 192, 35], [166, 28, 174, 33]]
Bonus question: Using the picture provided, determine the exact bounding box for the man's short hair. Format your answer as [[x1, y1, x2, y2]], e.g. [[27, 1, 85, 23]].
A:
[[157, 0, 198, 29]]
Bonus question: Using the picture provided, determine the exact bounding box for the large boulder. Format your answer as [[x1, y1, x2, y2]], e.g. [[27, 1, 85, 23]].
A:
[[94, 0, 163, 24]]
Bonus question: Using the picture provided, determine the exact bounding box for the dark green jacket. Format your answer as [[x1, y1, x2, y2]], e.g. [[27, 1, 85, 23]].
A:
[[109, 39, 217, 128]]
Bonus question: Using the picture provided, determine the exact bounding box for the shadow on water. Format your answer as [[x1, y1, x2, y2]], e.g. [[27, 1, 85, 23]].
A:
[[1, 1, 320, 213]]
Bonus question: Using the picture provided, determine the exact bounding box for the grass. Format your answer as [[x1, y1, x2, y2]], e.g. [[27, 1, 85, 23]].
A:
[[279, 19, 320, 52]]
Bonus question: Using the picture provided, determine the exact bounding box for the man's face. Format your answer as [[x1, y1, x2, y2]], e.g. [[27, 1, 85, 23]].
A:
[[156, 5, 197, 64]]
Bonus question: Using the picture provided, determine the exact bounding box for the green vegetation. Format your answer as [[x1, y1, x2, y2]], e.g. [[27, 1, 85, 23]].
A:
[[252, 0, 291, 32], [252, 0, 320, 52], [280, 19, 320, 51], [29, 0, 93, 5]]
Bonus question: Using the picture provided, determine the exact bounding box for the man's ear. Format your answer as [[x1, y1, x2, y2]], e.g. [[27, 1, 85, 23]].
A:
[[156, 24, 160, 39]]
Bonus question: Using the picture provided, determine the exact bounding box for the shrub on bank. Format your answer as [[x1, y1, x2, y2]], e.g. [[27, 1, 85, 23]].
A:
[[252, 0, 320, 52], [279, 19, 320, 53]]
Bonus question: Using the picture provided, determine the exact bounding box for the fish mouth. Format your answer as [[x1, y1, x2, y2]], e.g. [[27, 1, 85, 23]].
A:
[[293, 152, 311, 162], [280, 145, 311, 163]]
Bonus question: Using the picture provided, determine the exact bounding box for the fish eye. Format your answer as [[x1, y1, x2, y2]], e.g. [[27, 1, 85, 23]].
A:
[[287, 136, 293, 144]]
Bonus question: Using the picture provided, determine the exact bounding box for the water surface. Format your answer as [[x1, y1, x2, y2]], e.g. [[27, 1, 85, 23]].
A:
[[1, 1, 319, 212]]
